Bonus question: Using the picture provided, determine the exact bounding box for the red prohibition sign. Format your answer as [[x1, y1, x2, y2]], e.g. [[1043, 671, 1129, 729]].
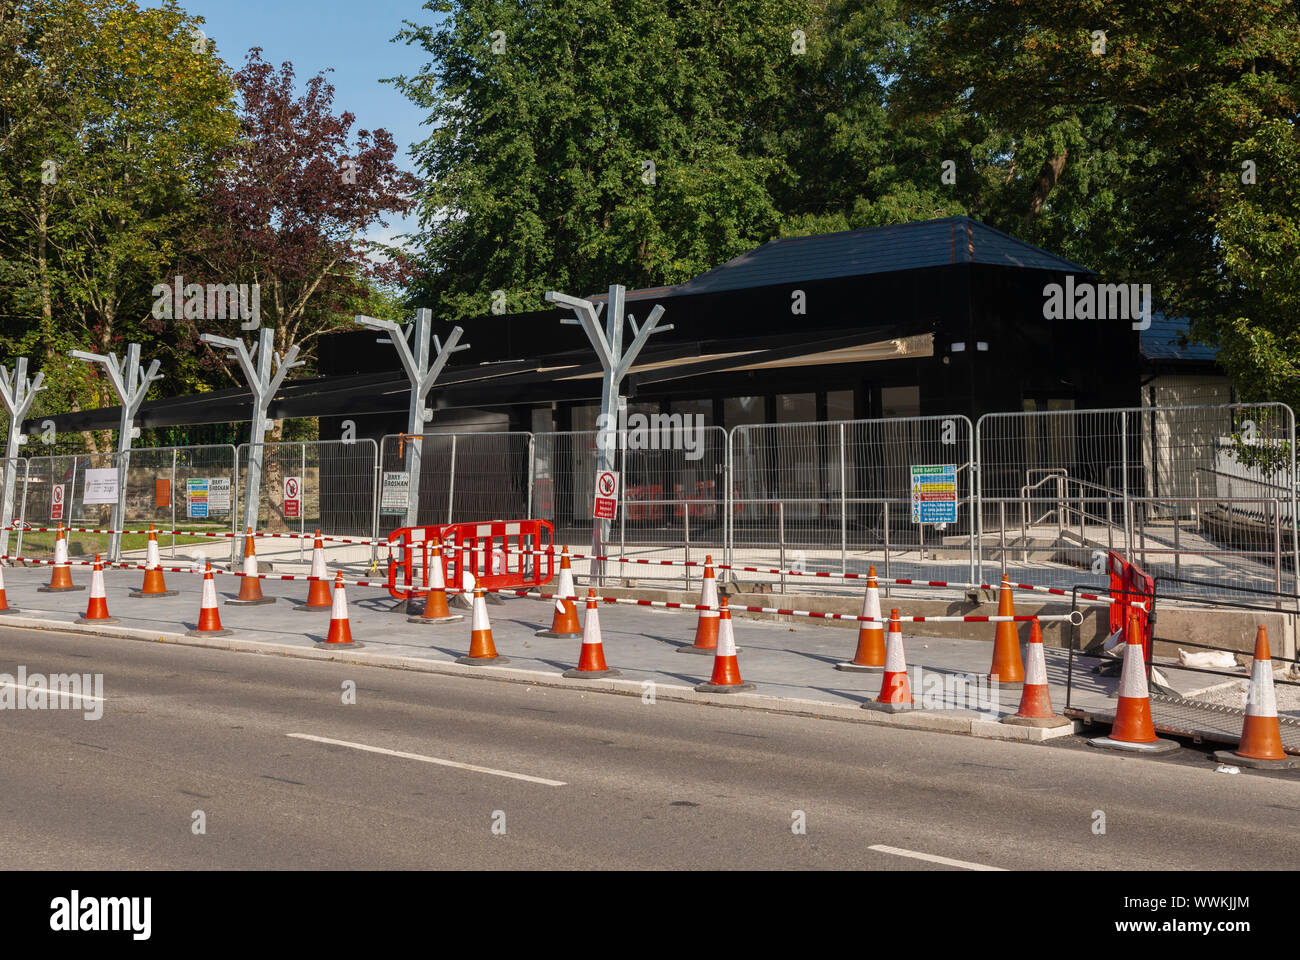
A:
[[598, 472, 616, 497], [285, 478, 299, 499]]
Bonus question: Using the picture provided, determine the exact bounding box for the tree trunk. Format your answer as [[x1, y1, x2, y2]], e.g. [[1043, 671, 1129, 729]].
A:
[[1023, 151, 1068, 229]]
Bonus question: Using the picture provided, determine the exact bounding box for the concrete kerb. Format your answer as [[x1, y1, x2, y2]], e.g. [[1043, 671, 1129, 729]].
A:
[[0, 612, 1078, 742]]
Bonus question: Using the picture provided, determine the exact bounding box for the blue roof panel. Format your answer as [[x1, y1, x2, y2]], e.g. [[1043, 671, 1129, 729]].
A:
[[1141, 313, 1218, 362], [668, 216, 1093, 296]]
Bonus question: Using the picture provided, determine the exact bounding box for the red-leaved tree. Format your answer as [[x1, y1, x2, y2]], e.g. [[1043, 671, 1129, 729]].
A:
[[166, 48, 418, 398]]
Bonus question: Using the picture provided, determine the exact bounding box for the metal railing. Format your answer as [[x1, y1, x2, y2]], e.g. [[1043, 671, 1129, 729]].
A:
[[2, 403, 1295, 602]]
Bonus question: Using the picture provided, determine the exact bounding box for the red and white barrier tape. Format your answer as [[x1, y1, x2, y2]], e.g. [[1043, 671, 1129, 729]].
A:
[[0, 554, 1085, 625], [6, 524, 380, 546], [496, 544, 1145, 610], [5, 524, 1142, 611]]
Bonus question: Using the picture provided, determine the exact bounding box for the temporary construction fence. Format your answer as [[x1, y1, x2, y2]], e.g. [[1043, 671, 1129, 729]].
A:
[[236, 439, 378, 566], [13, 445, 239, 562], [730, 416, 976, 595], [377, 431, 532, 529], [3, 402, 1297, 604], [529, 427, 730, 587], [976, 402, 1298, 604]]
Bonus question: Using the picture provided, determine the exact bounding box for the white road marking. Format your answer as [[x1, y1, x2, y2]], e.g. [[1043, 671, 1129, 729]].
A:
[[0, 681, 104, 702], [286, 733, 566, 786], [868, 844, 1005, 871]]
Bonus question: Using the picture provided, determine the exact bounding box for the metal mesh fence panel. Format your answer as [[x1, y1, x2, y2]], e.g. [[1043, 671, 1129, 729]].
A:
[[377, 432, 534, 531], [531, 427, 728, 588], [731, 417, 975, 595], [17, 446, 238, 562], [237, 439, 377, 568], [976, 403, 1298, 603]]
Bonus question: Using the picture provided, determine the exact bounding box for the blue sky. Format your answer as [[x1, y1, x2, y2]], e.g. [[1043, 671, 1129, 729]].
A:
[[147, 0, 439, 246]]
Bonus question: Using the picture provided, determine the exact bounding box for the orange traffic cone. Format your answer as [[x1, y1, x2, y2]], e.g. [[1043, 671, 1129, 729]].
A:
[[1090, 611, 1177, 753], [1001, 619, 1071, 728], [864, 609, 913, 712], [563, 589, 621, 679], [1213, 626, 1296, 768], [837, 565, 885, 672], [694, 597, 754, 693], [677, 554, 721, 655], [536, 545, 582, 638], [37, 523, 83, 592], [75, 555, 119, 623], [187, 562, 232, 637], [227, 527, 276, 605], [987, 575, 1025, 685], [407, 543, 463, 624], [316, 571, 363, 648], [0, 562, 16, 614], [456, 586, 509, 665], [295, 530, 332, 611], [131, 523, 178, 597]]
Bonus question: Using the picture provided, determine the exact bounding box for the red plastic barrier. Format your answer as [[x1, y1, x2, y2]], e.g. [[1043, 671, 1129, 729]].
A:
[[385, 524, 448, 600], [1108, 550, 1154, 662], [446, 519, 554, 592]]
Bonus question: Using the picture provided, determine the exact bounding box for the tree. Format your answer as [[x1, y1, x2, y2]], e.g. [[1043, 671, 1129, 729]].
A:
[[177, 48, 419, 390], [390, 0, 814, 320], [0, 0, 240, 447]]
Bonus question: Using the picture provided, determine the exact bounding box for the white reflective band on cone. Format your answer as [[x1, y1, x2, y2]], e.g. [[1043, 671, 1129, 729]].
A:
[[883, 626, 906, 673], [1246, 658, 1277, 718], [715, 616, 737, 657], [700, 572, 718, 619], [1118, 641, 1148, 699], [472, 593, 490, 631], [1024, 641, 1048, 686], [331, 582, 348, 620]]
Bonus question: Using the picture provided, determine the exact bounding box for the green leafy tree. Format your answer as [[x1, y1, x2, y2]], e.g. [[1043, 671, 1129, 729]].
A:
[[390, 0, 813, 319], [0, 0, 239, 447]]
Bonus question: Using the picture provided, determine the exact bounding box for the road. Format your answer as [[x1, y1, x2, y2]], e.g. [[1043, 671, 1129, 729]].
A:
[[1, 623, 1297, 870]]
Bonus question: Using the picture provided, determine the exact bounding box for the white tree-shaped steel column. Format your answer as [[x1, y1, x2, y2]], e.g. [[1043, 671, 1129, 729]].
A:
[[69, 343, 164, 561], [356, 309, 469, 527], [0, 357, 45, 563], [544, 284, 672, 583], [200, 327, 303, 544]]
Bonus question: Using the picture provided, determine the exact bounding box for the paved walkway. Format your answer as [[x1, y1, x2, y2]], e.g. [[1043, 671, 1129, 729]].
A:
[[0, 564, 1261, 730]]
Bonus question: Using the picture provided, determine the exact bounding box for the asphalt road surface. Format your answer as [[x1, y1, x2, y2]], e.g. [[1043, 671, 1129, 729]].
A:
[[2, 624, 1297, 870]]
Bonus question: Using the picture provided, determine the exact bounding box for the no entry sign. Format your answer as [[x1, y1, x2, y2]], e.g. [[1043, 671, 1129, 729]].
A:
[[50, 483, 65, 520], [284, 475, 302, 519], [593, 470, 619, 520]]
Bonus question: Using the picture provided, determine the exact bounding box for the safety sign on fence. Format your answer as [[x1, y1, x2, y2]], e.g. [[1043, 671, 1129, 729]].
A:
[[284, 476, 301, 519], [593, 470, 619, 520], [209, 477, 231, 514], [83, 468, 119, 505], [911, 463, 957, 523], [50, 483, 65, 520], [155, 478, 170, 507], [186, 478, 209, 519], [380, 471, 410, 515]]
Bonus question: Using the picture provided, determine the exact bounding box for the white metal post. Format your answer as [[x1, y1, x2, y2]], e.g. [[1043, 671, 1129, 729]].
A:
[[355, 310, 469, 528], [0, 357, 44, 562], [544, 284, 672, 585], [200, 328, 303, 548], [69, 342, 163, 561]]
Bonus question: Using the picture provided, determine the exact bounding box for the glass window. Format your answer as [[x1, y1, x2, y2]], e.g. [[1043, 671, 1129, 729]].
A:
[[777, 393, 816, 423], [723, 396, 765, 428], [881, 386, 920, 419], [827, 390, 854, 422]]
